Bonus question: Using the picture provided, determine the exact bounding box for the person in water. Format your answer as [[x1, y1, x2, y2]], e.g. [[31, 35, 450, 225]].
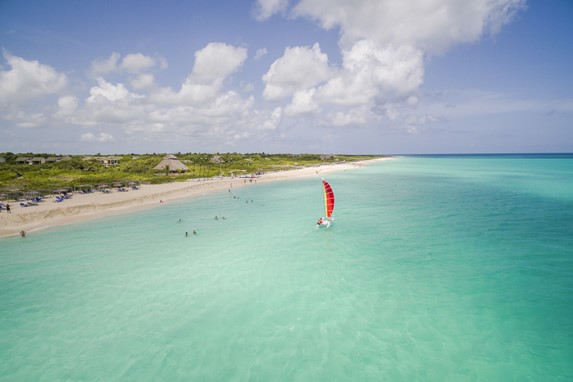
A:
[[317, 217, 323, 225]]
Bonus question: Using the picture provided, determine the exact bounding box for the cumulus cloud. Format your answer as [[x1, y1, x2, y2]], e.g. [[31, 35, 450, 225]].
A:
[[285, 89, 318, 116], [68, 42, 256, 147], [1, 1, 530, 151], [256, 0, 526, 128], [89, 52, 121, 76], [131, 73, 155, 89], [121, 53, 156, 73], [190, 42, 247, 84], [317, 42, 424, 106], [80, 132, 114, 142], [154, 42, 247, 105], [87, 77, 144, 103], [89, 52, 165, 77], [254, 0, 289, 21], [0, 52, 67, 104], [56, 95, 78, 116], [262, 43, 331, 100], [292, 0, 526, 53]]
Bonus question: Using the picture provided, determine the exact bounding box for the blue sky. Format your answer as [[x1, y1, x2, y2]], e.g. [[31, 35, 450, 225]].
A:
[[0, 0, 571, 154]]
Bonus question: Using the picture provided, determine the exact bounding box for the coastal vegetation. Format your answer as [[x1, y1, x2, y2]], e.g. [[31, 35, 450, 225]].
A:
[[0, 152, 382, 198]]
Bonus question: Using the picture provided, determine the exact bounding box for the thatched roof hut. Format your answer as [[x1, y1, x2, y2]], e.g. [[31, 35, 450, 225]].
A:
[[153, 155, 189, 173]]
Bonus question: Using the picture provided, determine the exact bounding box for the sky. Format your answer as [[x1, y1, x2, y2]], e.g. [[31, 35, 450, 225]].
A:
[[0, 0, 572, 155]]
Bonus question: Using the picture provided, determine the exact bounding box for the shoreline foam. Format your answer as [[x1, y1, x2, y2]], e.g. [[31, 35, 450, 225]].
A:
[[0, 158, 392, 238]]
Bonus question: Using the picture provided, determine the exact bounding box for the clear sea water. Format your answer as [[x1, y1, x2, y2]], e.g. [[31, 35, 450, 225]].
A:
[[1, 154, 572, 381]]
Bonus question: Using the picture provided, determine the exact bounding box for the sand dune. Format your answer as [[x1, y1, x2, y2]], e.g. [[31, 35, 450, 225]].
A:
[[0, 158, 391, 238]]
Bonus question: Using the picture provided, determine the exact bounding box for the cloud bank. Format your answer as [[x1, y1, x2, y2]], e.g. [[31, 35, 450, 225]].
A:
[[0, 0, 531, 152]]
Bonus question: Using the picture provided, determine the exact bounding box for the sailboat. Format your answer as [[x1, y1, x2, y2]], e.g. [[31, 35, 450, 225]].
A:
[[317, 178, 334, 228]]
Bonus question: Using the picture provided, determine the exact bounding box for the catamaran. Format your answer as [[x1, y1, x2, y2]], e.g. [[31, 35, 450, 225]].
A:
[[317, 178, 334, 228]]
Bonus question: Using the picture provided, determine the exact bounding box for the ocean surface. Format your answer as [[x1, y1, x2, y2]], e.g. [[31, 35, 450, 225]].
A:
[[1, 154, 572, 381]]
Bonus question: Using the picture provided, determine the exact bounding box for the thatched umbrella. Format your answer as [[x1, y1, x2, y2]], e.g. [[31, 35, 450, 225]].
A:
[[153, 155, 189, 173]]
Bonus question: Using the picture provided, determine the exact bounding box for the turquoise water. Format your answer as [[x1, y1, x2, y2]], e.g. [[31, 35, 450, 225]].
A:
[[1, 154, 572, 381]]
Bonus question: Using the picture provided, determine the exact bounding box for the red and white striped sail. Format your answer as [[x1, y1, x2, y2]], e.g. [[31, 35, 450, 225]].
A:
[[322, 179, 335, 218]]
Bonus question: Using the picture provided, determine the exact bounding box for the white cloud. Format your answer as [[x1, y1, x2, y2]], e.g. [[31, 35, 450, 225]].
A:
[[191, 42, 247, 84], [89, 52, 165, 77], [262, 43, 331, 100], [152, 42, 248, 105], [292, 0, 526, 53], [254, 0, 289, 21], [56, 95, 78, 116], [255, 48, 268, 60], [68, 43, 256, 145], [89, 52, 120, 77], [0, 1, 540, 154], [262, 107, 283, 130], [327, 105, 373, 127], [80, 132, 115, 142], [131, 73, 155, 89], [0, 52, 67, 104], [121, 53, 156, 73], [254, 0, 526, 130], [87, 77, 144, 103], [317, 41, 424, 106], [285, 88, 318, 116]]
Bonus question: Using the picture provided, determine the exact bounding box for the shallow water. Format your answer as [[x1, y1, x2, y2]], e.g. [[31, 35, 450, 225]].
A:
[[1, 154, 572, 381]]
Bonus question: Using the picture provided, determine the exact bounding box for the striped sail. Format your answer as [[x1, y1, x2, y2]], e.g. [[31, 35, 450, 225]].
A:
[[322, 179, 335, 218]]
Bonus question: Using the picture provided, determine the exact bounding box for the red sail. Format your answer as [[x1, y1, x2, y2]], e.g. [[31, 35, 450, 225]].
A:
[[322, 179, 335, 218]]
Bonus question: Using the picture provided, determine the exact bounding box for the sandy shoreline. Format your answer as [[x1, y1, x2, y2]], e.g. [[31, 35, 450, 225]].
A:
[[0, 158, 392, 238]]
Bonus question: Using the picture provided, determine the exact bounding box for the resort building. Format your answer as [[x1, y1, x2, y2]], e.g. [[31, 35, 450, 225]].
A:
[[15, 157, 46, 165], [99, 157, 121, 167], [82, 156, 121, 167], [29, 157, 46, 165], [15, 157, 32, 164]]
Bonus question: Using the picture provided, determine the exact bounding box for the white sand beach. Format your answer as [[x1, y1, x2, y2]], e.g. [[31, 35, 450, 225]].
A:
[[0, 158, 392, 238]]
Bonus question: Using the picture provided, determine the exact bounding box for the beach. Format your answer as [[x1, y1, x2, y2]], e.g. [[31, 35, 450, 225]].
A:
[[0, 158, 390, 238]]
